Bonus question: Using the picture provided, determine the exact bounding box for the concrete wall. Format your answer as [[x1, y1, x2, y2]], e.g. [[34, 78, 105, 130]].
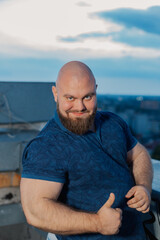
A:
[[0, 223, 47, 240]]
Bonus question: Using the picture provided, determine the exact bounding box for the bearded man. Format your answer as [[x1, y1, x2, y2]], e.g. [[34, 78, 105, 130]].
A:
[[21, 61, 153, 240]]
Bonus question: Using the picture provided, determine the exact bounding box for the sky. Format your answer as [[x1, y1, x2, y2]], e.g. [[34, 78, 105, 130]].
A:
[[0, 0, 160, 95]]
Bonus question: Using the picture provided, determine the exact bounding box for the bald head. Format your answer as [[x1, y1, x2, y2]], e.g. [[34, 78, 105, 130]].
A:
[[56, 61, 96, 89]]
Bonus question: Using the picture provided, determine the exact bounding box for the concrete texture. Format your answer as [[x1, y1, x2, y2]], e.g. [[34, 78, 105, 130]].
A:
[[0, 223, 47, 240]]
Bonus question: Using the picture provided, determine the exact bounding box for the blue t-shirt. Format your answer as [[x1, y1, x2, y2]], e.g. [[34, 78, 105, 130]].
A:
[[22, 111, 145, 240]]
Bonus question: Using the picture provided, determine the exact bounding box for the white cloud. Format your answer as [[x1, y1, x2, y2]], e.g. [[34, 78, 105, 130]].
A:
[[81, 0, 160, 11], [0, 0, 160, 58], [1, 31, 160, 60], [0, 0, 107, 45]]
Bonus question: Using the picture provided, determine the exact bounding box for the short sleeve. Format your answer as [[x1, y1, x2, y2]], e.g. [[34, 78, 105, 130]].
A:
[[105, 111, 138, 152], [122, 120, 137, 152], [21, 136, 67, 183]]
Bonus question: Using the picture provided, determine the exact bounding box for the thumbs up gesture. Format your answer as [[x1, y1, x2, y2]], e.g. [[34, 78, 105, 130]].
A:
[[96, 193, 122, 235]]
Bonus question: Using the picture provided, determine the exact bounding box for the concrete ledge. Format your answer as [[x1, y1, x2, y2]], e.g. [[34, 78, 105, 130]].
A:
[[0, 203, 25, 226]]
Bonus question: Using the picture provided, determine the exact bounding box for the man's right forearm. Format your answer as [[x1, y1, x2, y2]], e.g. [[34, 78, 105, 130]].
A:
[[25, 198, 99, 235], [22, 191, 121, 236]]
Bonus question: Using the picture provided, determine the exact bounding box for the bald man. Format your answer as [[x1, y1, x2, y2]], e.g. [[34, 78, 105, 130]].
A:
[[21, 61, 153, 240]]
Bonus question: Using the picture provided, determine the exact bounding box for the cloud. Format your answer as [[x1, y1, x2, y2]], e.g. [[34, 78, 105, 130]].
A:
[[59, 6, 160, 50], [110, 29, 160, 48], [76, 1, 91, 7], [0, 0, 159, 96], [96, 6, 160, 35], [59, 29, 160, 49], [1, 30, 160, 59], [0, 0, 107, 47], [0, 0, 10, 2], [0, 1, 160, 59], [59, 32, 110, 42]]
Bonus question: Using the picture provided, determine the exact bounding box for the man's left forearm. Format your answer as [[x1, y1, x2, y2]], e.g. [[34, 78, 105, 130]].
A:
[[132, 148, 153, 193], [127, 142, 153, 193], [126, 143, 153, 213]]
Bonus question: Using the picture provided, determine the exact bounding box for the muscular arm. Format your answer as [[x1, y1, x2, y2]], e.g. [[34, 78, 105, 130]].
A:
[[20, 178, 122, 235], [126, 142, 153, 212], [20, 178, 96, 235], [127, 142, 153, 193]]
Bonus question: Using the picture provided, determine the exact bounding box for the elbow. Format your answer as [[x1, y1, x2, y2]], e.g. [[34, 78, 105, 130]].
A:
[[25, 211, 45, 230], [23, 207, 50, 233], [24, 211, 34, 226], [21, 202, 42, 229], [22, 206, 37, 227]]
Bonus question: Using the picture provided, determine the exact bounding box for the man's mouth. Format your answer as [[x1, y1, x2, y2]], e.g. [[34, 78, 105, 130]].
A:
[[66, 110, 89, 116], [71, 112, 86, 116]]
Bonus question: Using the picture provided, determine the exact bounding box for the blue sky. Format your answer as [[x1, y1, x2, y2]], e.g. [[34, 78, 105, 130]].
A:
[[0, 0, 160, 95]]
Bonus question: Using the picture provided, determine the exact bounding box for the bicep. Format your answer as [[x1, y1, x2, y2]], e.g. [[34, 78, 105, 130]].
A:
[[20, 178, 64, 213], [127, 142, 148, 164]]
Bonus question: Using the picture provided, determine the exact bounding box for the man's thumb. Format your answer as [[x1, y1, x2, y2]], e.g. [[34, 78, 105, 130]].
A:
[[104, 193, 115, 208], [125, 187, 135, 198]]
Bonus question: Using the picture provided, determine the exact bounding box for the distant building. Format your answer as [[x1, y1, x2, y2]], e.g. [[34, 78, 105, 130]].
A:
[[141, 101, 160, 110], [132, 114, 151, 138]]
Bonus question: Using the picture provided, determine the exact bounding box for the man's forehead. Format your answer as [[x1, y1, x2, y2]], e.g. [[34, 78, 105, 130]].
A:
[[58, 70, 94, 84], [58, 76, 96, 94]]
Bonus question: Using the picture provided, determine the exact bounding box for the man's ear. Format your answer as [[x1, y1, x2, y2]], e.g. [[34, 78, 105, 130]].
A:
[[52, 86, 58, 102]]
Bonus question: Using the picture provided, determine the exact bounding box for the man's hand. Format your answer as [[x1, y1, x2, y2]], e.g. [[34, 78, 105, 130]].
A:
[[125, 185, 151, 213], [96, 193, 122, 235]]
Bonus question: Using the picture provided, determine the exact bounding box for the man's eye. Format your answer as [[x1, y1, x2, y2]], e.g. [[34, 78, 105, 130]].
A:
[[67, 97, 74, 101], [85, 95, 91, 100]]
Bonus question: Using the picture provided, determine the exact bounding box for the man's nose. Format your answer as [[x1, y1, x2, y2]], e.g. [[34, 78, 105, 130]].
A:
[[75, 99, 86, 111]]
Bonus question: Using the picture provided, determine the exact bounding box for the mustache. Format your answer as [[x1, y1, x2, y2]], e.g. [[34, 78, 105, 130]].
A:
[[66, 110, 89, 113]]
